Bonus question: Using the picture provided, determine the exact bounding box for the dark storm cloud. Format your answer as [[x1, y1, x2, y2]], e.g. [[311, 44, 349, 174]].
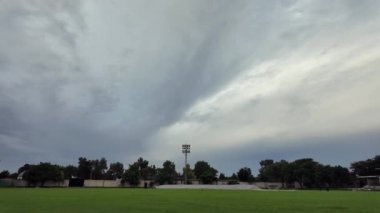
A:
[[1, 0, 263, 168], [0, 0, 89, 167], [1, 0, 380, 172], [205, 130, 380, 175]]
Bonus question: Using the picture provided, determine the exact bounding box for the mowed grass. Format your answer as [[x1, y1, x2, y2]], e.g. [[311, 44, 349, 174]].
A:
[[0, 188, 379, 213]]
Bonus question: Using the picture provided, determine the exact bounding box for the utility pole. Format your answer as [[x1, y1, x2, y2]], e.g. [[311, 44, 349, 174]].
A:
[[182, 144, 190, 184]]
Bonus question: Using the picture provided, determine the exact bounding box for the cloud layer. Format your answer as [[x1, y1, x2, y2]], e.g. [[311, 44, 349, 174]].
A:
[[1, 0, 379, 174]]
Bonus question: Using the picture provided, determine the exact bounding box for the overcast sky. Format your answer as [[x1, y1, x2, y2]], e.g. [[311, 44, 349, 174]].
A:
[[1, 0, 379, 175]]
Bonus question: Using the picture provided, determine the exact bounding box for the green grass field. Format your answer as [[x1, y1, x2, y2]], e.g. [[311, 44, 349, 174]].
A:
[[0, 188, 379, 213]]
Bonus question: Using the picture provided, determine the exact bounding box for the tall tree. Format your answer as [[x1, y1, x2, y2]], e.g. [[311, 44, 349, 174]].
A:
[[146, 165, 157, 180], [77, 157, 108, 179], [136, 157, 150, 180], [123, 163, 140, 186], [194, 161, 218, 184], [182, 164, 196, 183], [351, 155, 380, 176], [194, 161, 212, 178], [62, 165, 78, 179], [219, 173, 226, 180], [0, 170, 10, 179], [77, 157, 92, 179], [330, 165, 351, 187], [199, 168, 218, 184], [278, 160, 294, 187], [257, 158, 352, 188], [23, 163, 64, 187], [91, 158, 108, 180], [136, 157, 149, 169], [258, 159, 274, 181], [105, 162, 124, 180], [237, 167, 254, 182], [156, 160, 177, 184], [292, 158, 319, 188], [230, 173, 238, 180]]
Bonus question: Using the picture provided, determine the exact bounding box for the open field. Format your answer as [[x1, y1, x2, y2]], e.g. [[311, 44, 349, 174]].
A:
[[0, 188, 379, 213]]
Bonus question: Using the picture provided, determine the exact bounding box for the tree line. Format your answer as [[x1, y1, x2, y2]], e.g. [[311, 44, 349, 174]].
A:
[[0, 155, 379, 188]]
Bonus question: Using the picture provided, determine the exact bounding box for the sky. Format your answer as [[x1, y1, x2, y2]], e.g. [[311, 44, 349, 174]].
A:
[[0, 0, 379, 175]]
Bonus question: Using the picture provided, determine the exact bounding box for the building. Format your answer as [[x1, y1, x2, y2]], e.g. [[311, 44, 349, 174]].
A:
[[356, 175, 380, 190]]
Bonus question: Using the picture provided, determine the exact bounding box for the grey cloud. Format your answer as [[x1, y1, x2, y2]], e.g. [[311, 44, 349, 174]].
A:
[[206, 130, 380, 175], [1, 0, 380, 172]]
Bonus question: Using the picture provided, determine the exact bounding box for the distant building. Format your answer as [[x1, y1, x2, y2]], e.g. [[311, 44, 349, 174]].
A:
[[356, 175, 380, 190], [17, 171, 25, 180]]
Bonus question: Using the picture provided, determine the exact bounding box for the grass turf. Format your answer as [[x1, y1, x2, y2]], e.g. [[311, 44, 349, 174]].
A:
[[0, 188, 379, 213]]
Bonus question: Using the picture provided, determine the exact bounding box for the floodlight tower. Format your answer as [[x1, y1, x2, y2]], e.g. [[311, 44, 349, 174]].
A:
[[182, 144, 190, 184]]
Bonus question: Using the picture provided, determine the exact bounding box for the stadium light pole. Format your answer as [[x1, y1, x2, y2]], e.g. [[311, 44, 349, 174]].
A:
[[182, 144, 190, 184]]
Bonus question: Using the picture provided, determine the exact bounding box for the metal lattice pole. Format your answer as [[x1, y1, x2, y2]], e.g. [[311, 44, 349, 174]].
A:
[[182, 144, 190, 184]]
